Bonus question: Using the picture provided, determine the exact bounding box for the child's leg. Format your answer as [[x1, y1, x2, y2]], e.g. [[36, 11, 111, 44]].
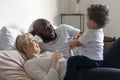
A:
[[64, 56, 80, 80], [64, 55, 102, 80]]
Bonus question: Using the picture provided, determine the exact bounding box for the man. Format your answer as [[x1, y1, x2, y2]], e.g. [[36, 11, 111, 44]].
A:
[[30, 18, 80, 58]]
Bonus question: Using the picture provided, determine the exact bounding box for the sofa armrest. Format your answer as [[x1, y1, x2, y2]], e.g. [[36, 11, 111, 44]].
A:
[[104, 42, 113, 51], [104, 36, 116, 51]]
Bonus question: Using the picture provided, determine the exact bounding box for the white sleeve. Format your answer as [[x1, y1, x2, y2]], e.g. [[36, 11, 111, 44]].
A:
[[24, 60, 59, 80], [60, 24, 80, 37], [78, 30, 91, 45]]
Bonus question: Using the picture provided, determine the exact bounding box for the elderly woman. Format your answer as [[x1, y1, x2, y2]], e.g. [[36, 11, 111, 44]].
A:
[[15, 33, 66, 80]]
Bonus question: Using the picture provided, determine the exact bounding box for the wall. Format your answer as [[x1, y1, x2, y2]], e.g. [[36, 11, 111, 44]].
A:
[[60, 0, 92, 31], [93, 0, 120, 38], [0, 0, 119, 38], [61, 0, 120, 38], [0, 0, 61, 32]]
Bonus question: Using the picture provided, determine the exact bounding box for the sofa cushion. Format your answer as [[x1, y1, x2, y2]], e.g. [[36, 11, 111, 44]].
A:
[[0, 50, 32, 80], [103, 38, 120, 68], [82, 67, 120, 80]]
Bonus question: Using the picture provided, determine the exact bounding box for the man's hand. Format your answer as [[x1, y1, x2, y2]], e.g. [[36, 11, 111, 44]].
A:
[[68, 38, 75, 49], [68, 47, 74, 57]]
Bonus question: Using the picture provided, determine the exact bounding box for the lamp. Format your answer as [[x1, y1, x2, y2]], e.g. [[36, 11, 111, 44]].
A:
[[75, 0, 80, 13]]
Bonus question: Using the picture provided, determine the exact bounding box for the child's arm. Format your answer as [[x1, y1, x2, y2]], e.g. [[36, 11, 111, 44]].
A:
[[72, 34, 82, 40], [68, 38, 83, 48]]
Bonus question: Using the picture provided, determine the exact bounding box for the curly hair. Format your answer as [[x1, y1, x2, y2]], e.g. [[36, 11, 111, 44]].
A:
[[87, 4, 109, 28]]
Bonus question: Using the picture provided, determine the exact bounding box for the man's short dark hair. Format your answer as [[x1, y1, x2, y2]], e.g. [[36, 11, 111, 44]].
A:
[[87, 4, 109, 28]]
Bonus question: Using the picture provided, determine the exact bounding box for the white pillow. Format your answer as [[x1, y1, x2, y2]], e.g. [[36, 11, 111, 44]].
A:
[[0, 25, 21, 50], [0, 50, 32, 80]]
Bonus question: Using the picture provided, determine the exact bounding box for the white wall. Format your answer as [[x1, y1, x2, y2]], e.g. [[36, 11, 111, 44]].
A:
[[0, 0, 61, 32], [61, 0, 120, 38], [60, 0, 93, 32], [93, 0, 120, 38], [0, 0, 119, 37]]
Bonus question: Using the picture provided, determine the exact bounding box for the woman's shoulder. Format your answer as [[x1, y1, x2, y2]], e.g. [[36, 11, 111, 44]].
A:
[[56, 24, 74, 31], [25, 57, 51, 66]]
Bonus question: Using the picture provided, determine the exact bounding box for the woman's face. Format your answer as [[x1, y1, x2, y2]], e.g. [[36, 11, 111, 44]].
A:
[[26, 34, 41, 54]]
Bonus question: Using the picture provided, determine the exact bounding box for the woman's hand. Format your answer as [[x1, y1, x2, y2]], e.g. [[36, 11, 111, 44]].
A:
[[52, 50, 63, 59], [51, 50, 63, 70]]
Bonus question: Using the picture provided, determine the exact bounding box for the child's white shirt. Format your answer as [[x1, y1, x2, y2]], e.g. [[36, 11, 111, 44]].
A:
[[78, 28, 104, 60]]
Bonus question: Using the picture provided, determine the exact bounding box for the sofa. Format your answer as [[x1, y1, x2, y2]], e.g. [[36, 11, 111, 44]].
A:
[[78, 38, 120, 80]]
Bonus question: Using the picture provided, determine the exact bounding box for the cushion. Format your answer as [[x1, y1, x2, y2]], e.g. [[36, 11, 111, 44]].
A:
[[103, 38, 120, 68], [0, 25, 22, 50], [0, 50, 32, 80], [82, 67, 120, 80]]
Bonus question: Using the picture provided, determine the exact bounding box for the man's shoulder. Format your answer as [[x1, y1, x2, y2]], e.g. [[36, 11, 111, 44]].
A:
[[58, 24, 73, 28], [56, 24, 74, 31]]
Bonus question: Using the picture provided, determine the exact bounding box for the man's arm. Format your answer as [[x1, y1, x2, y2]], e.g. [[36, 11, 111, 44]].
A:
[[61, 24, 80, 37]]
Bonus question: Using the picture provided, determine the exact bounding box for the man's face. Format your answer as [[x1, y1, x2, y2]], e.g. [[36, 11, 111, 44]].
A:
[[35, 23, 56, 42]]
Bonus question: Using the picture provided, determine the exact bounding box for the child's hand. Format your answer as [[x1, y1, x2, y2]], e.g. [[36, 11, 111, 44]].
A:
[[72, 34, 82, 40], [72, 35, 78, 40], [68, 37, 82, 48]]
